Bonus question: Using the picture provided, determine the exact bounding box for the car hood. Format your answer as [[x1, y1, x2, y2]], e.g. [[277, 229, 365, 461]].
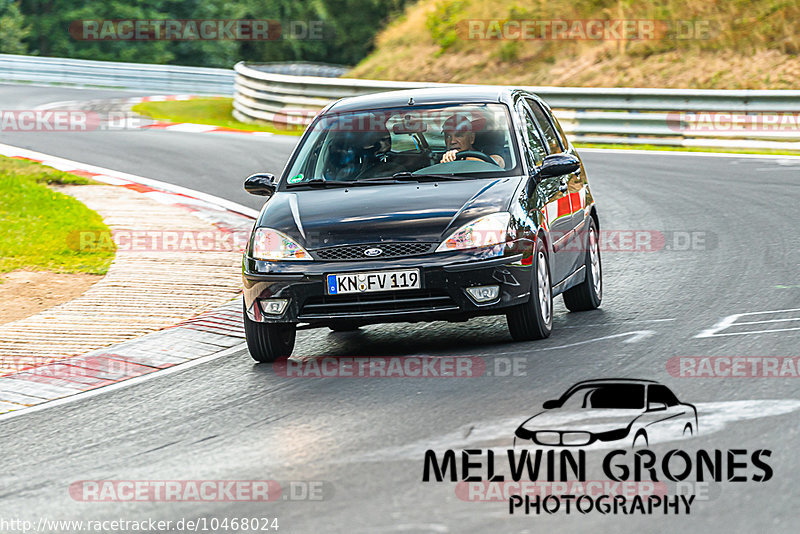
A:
[[256, 177, 522, 249], [516, 409, 644, 435]]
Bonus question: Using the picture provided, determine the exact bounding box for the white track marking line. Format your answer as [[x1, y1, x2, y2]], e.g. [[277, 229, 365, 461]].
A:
[[621, 330, 656, 343], [696, 314, 742, 338], [492, 330, 657, 356], [697, 327, 800, 337], [164, 123, 218, 133], [733, 318, 800, 326], [733, 307, 800, 317], [0, 343, 247, 424], [561, 318, 676, 329], [32, 100, 81, 111], [0, 142, 260, 219], [536, 330, 656, 349], [697, 308, 800, 338]]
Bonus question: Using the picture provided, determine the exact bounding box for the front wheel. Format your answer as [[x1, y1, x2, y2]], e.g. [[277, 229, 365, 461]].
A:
[[632, 430, 649, 449], [243, 303, 296, 362], [506, 239, 553, 341], [328, 321, 361, 332], [563, 217, 602, 312]]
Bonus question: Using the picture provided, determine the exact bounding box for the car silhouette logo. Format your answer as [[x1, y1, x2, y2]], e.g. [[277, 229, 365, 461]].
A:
[[513, 378, 698, 449], [364, 248, 383, 257]]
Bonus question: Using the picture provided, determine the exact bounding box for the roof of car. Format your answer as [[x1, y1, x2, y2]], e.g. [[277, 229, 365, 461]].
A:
[[566, 378, 659, 389], [327, 86, 516, 113]]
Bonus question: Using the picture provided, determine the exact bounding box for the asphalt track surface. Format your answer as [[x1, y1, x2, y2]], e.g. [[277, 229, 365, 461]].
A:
[[1, 84, 799, 533]]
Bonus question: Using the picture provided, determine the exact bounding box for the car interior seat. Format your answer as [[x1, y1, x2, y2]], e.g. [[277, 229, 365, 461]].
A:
[[473, 127, 511, 168]]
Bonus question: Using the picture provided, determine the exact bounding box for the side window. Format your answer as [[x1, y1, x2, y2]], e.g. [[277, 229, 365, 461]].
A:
[[550, 112, 570, 149], [648, 385, 679, 406], [526, 98, 562, 154], [516, 102, 546, 168]]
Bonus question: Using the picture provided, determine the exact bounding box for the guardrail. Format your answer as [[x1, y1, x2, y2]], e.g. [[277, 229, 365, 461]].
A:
[[0, 54, 234, 95], [234, 61, 800, 150], [2, 54, 797, 150]]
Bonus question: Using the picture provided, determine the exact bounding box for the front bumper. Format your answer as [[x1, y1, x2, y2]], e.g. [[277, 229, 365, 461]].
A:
[[243, 244, 534, 326], [514, 426, 631, 447]]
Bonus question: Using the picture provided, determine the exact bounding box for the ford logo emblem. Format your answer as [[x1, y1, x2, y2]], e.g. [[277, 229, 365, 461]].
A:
[[364, 248, 383, 257]]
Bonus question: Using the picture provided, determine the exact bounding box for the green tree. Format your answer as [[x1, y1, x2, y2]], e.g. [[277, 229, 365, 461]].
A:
[[14, 0, 412, 67], [19, 0, 173, 63], [0, 0, 29, 54]]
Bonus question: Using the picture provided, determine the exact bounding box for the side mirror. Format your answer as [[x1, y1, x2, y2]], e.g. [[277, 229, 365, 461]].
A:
[[538, 153, 580, 179], [647, 401, 667, 412], [542, 400, 560, 409], [244, 173, 277, 197]]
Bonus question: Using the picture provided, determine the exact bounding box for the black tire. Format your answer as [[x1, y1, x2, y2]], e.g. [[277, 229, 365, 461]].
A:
[[633, 430, 649, 448], [563, 217, 602, 312], [243, 303, 296, 362], [506, 238, 553, 341], [328, 322, 361, 332]]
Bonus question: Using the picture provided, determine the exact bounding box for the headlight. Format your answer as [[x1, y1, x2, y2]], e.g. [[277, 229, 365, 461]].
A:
[[535, 431, 561, 446], [251, 228, 312, 261], [561, 432, 592, 446], [436, 212, 511, 253]]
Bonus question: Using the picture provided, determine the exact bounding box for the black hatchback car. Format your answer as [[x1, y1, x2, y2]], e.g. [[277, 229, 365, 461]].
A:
[[242, 87, 602, 361]]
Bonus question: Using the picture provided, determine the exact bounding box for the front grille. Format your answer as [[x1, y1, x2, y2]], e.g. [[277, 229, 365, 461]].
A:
[[312, 242, 435, 261], [299, 289, 458, 319]]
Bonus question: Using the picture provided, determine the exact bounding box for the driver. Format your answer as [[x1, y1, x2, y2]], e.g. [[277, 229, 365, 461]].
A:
[[440, 113, 505, 167]]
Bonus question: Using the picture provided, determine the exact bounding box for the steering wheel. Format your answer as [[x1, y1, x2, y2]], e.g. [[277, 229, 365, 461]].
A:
[[455, 150, 500, 166]]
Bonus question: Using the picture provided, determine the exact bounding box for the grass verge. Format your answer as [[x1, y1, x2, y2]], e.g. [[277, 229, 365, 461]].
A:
[[0, 156, 115, 276], [574, 143, 800, 157], [132, 97, 304, 136], [350, 0, 800, 89]]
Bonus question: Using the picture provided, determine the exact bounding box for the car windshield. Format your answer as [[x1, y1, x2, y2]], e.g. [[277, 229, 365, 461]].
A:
[[559, 384, 645, 410], [283, 103, 520, 187]]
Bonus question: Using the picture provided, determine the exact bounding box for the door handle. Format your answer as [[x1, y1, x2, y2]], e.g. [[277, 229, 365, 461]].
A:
[[558, 178, 568, 192]]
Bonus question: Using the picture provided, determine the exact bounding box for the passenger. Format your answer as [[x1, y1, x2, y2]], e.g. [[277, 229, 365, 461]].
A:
[[356, 127, 401, 179]]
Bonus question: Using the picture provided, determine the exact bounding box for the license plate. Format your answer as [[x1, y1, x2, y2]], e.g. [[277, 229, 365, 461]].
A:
[[326, 269, 421, 295]]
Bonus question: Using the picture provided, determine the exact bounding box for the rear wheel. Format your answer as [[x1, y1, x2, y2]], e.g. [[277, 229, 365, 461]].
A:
[[243, 303, 296, 362], [563, 217, 602, 312], [506, 239, 552, 341]]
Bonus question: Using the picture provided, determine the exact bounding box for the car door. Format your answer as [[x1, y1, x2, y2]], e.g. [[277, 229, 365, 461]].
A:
[[525, 97, 585, 277], [515, 100, 573, 283]]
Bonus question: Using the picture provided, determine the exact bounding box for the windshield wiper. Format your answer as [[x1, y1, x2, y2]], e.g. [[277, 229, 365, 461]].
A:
[[287, 173, 464, 188], [286, 177, 360, 188], [362, 172, 464, 183]]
